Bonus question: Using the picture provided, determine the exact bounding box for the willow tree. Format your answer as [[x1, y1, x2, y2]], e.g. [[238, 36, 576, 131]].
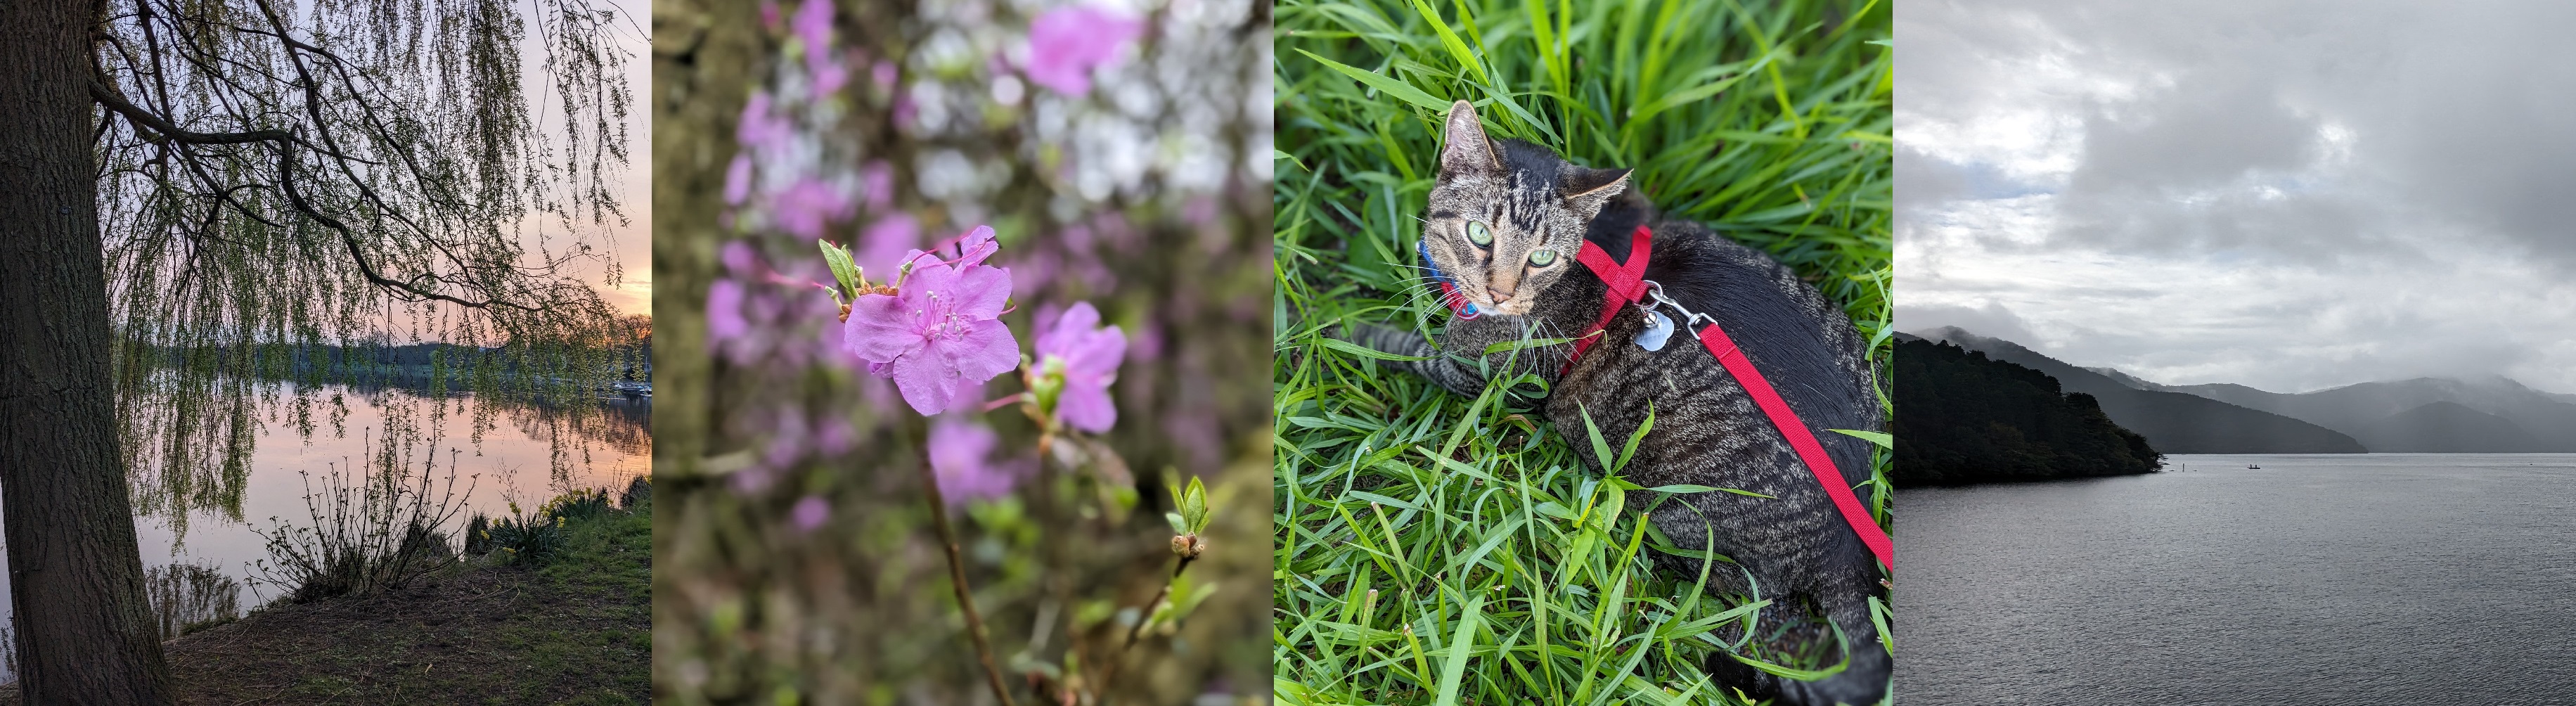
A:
[[0, 0, 629, 700]]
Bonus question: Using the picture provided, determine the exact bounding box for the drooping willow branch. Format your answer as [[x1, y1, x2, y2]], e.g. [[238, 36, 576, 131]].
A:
[[89, 0, 637, 523]]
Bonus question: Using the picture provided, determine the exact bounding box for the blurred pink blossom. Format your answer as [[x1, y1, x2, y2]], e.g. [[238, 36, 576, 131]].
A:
[[872, 60, 899, 92], [722, 240, 759, 276], [1024, 6, 1143, 96], [771, 179, 854, 240], [723, 155, 755, 205], [1036, 302, 1126, 433], [844, 234, 1019, 415], [791, 494, 831, 532], [737, 91, 792, 150], [707, 280, 748, 342], [861, 160, 894, 209], [928, 418, 1019, 504], [811, 57, 850, 96], [857, 214, 921, 280], [792, 0, 835, 60]]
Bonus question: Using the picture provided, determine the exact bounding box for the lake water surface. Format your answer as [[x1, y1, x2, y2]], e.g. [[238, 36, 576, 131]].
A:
[[1898, 454, 2576, 705], [0, 384, 648, 679]]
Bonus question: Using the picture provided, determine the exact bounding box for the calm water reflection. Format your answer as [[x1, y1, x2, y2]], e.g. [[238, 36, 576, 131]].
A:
[[1898, 454, 2576, 705]]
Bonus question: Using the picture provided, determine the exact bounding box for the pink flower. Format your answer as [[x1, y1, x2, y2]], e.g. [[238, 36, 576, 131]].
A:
[[843, 239, 1019, 416], [1036, 302, 1125, 432], [707, 278, 749, 349], [811, 56, 850, 96], [1024, 6, 1144, 96], [872, 60, 899, 92], [723, 154, 755, 205], [737, 91, 792, 151], [944, 224, 1000, 268], [792, 0, 834, 58], [721, 240, 759, 276], [857, 214, 921, 278], [791, 494, 830, 532], [771, 178, 853, 240], [928, 418, 1019, 504], [861, 160, 895, 209]]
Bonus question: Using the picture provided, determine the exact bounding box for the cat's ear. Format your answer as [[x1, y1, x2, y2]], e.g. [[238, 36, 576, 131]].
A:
[[1560, 166, 1632, 218], [1438, 100, 1501, 179]]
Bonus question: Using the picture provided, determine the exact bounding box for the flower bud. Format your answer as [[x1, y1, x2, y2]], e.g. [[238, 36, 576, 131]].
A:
[[1169, 533, 1204, 558]]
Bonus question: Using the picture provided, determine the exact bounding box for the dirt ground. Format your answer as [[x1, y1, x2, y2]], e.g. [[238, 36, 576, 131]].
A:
[[3, 505, 650, 705]]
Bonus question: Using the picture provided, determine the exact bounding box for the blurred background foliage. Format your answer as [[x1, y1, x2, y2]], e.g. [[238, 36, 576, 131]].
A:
[[650, 0, 1273, 702], [1273, 0, 1891, 702]]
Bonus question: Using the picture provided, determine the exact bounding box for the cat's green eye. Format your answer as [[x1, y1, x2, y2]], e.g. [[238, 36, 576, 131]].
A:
[[1528, 248, 1557, 267], [1465, 221, 1494, 247]]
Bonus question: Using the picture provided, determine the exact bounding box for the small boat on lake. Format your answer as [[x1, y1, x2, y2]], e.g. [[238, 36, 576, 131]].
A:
[[2247, 463, 2261, 469]]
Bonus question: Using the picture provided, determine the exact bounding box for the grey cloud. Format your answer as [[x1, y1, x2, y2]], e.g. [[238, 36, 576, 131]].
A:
[[1900, 0, 2576, 392], [1906, 0, 2576, 263]]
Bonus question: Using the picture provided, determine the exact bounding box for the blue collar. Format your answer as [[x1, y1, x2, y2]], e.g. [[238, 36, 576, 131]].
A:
[[1418, 239, 1480, 319]]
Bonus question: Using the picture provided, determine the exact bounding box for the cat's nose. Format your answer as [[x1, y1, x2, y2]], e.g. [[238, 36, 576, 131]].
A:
[[1488, 281, 1515, 302]]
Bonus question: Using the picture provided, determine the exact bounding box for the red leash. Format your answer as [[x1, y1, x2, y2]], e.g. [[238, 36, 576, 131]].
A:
[[1565, 225, 1894, 571]]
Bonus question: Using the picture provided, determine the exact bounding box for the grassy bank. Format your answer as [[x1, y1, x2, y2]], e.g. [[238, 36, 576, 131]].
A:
[[5, 494, 652, 705], [1273, 0, 1893, 703]]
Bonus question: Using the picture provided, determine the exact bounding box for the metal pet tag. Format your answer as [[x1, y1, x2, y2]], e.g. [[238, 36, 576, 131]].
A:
[[1634, 309, 1675, 352]]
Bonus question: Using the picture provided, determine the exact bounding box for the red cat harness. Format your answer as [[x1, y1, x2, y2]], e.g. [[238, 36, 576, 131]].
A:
[[1564, 225, 1895, 571]]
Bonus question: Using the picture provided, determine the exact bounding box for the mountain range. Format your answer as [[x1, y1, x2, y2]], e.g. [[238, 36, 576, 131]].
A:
[[1917, 326, 2576, 453]]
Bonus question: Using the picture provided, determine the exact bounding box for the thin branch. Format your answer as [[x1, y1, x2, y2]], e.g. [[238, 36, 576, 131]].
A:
[[91, 82, 293, 145], [913, 430, 1019, 706]]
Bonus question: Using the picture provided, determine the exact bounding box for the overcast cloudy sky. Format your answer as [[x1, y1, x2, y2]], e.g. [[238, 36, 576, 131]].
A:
[[1895, 0, 2576, 394]]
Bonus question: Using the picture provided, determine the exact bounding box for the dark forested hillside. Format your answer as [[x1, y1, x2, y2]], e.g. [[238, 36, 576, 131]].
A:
[[1916, 327, 2367, 454], [1894, 336, 2162, 486]]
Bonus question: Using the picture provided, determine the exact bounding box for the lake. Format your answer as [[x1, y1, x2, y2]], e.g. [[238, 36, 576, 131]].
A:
[[1896, 454, 2576, 705], [0, 383, 648, 679]]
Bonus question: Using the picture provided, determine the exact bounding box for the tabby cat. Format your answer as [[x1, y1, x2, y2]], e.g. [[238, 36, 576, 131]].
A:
[[1341, 101, 1889, 706]]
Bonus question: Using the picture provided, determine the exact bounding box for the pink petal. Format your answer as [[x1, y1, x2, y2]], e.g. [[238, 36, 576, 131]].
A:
[[933, 319, 1022, 383], [1038, 301, 1102, 358], [889, 349, 962, 416], [1067, 324, 1125, 376], [790, 495, 830, 532], [723, 154, 754, 205], [707, 280, 749, 343], [901, 254, 960, 296], [844, 293, 924, 364], [1056, 380, 1116, 433], [858, 214, 921, 278], [946, 264, 1014, 319], [952, 225, 999, 268]]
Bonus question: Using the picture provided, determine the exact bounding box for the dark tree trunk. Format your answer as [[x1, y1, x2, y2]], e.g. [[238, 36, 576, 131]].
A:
[[0, 0, 180, 702]]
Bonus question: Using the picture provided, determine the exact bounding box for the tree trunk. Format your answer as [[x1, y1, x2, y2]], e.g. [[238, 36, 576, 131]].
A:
[[0, 0, 180, 702]]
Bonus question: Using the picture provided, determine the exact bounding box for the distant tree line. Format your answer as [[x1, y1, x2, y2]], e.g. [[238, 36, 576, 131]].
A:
[[1893, 337, 2160, 485]]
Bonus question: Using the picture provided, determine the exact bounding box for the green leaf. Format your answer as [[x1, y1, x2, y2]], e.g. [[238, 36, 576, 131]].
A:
[[1829, 428, 1892, 449], [1320, 337, 1436, 361], [818, 240, 863, 299], [1297, 49, 1454, 113], [1576, 402, 1616, 474], [1434, 593, 1488, 705], [1273, 148, 1309, 172], [1183, 476, 1210, 532], [1410, 0, 1492, 88], [1482, 337, 1577, 356], [1612, 403, 1654, 473]]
